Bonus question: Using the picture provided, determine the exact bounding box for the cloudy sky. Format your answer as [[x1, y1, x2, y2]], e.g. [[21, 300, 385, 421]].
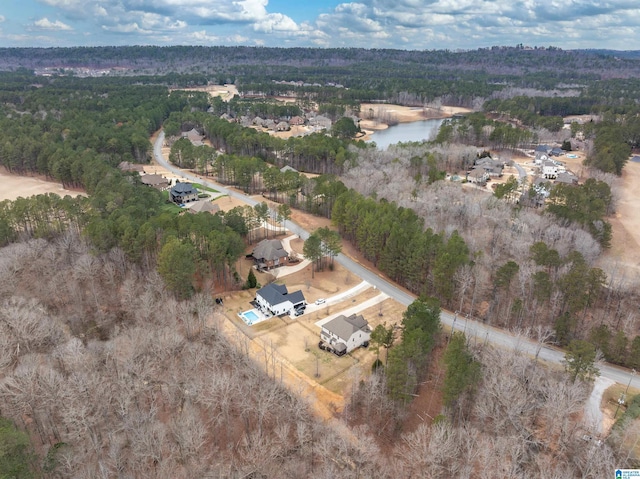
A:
[[0, 0, 638, 50]]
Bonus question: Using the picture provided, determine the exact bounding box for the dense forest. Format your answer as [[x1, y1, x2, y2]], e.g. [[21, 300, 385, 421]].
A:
[[1, 46, 640, 475]]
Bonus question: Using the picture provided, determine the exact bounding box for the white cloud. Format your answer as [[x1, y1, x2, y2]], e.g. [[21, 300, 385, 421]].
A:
[[17, 0, 640, 49], [33, 18, 73, 31], [0, 15, 5, 23], [253, 13, 299, 33], [102, 22, 151, 34]]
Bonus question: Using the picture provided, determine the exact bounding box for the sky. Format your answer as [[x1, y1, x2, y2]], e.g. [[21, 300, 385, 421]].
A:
[[0, 0, 639, 51]]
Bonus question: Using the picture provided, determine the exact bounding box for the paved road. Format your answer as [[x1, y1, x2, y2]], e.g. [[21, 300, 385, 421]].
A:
[[513, 162, 527, 183], [154, 131, 640, 389]]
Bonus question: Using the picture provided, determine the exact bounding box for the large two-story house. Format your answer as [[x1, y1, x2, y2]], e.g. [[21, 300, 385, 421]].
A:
[[170, 182, 198, 204], [320, 314, 371, 355], [256, 283, 306, 317]]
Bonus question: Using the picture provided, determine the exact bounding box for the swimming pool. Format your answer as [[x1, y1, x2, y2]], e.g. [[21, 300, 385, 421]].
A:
[[239, 309, 264, 326]]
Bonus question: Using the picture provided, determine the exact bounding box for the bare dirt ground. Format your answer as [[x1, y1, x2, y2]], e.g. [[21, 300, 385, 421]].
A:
[[0, 169, 86, 201], [169, 84, 238, 102], [608, 160, 640, 279]]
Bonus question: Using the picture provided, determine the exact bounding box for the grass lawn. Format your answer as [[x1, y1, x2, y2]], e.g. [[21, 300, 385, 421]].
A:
[[192, 183, 219, 193], [159, 191, 182, 213]]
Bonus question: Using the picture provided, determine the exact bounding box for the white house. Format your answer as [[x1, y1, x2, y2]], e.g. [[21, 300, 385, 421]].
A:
[[256, 283, 306, 317], [542, 160, 558, 179], [320, 314, 371, 355]]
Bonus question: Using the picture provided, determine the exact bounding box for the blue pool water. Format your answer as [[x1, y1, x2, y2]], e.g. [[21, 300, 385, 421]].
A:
[[243, 310, 259, 321], [239, 309, 264, 326]]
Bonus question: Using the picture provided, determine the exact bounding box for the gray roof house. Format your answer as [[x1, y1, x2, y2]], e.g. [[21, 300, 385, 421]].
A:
[[140, 174, 168, 189], [555, 172, 579, 185], [170, 182, 198, 203], [466, 167, 489, 184], [251, 239, 289, 269], [188, 200, 220, 214], [255, 283, 306, 317], [320, 314, 371, 354]]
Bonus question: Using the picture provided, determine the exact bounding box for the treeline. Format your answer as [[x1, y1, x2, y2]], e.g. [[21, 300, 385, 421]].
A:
[[0, 72, 198, 185], [331, 190, 470, 303], [484, 96, 580, 132], [0, 71, 265, 297], [435, 112, 534, 148], [386, 297, 442, 401], [0, 236, 383, 478]]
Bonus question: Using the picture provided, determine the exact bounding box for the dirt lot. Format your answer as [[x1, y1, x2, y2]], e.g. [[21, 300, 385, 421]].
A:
[[609, 160, 640, 278], [169, 84, 238, 102], [0, 169, 86, 201], [218, 244, 407, 413]]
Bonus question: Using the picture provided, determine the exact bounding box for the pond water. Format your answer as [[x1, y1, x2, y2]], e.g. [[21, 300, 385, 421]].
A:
[[367, 118, 445, 149]]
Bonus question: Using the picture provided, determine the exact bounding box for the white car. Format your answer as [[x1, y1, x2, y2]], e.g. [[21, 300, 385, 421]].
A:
[[314, 298, 326, 305]]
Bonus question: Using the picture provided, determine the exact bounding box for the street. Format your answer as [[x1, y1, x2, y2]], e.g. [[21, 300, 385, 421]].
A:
[[154, 131, 640, 390]]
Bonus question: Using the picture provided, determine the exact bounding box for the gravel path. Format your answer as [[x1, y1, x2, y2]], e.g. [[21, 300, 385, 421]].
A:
[[584, 376, 615, 435]]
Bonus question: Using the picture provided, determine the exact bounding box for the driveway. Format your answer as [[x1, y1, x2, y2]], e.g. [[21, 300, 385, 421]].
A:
[[153, 130, 640, 391]]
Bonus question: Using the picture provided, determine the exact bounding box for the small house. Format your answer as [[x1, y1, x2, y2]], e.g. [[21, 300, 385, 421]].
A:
[[256, 283, 306, 317], [170, 182, 198, 203], [320, 314, 371, 355]]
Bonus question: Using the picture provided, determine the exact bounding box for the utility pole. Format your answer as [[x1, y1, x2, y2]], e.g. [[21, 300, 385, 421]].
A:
[[615, 369, 636, 419]]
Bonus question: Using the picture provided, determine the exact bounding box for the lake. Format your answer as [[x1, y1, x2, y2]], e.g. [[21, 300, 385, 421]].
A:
[[368, 118, 445, 149]]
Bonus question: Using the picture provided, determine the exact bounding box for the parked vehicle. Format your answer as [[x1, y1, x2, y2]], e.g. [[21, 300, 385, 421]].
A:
[[315, 298, 326, 305]]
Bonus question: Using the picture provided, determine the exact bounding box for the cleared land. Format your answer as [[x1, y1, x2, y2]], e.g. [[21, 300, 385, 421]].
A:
[[0, 170, 85, 201]]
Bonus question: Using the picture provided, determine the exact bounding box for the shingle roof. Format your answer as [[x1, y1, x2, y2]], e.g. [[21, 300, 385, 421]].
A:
[[188, 201, 220, 214], [140, 174, 167, 186], [322, 314, 369, 342], [171, 182, 197, 195], [257, 283, 305, 308], [252, 239, 288, 262], [257, 283, 288, 306]]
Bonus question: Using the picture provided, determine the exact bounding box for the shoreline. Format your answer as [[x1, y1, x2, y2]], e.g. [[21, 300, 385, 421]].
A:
[[358, 103, 472, 141]]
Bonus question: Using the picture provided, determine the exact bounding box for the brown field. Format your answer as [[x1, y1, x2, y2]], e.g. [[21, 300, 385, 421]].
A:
[[609, 160, 640, 277], [0, 170, 85, 201], [169, 84, 238, 102], [218, 247, 407, 415]]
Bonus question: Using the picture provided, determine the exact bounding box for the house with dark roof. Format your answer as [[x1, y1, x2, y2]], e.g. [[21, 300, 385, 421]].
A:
[[320, 314, 371, 355], [550, 147, 564, 157], [251, 239, 289, 270], [255, 283, 306, 317], [170, 182, 198, 203]]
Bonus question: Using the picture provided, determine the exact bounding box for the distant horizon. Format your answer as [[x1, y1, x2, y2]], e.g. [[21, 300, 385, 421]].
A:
[[1, 1, 639, 51], [1, 44, 639, 54]]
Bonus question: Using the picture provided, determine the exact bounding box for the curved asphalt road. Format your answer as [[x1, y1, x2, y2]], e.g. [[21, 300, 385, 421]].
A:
[[154, 131, 640, 389]]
